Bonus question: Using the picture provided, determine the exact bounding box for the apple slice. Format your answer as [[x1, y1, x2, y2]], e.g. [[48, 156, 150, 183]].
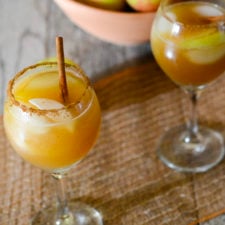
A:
[[180, 30, 225, 49], [180, 30, 225, 64]]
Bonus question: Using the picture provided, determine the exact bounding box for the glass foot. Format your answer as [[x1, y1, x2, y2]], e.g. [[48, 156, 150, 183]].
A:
[[32, 202, 103, 225], [157, 125, 225, 173]]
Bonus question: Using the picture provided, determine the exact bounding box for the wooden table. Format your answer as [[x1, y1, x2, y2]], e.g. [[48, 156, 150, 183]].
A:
[[1, 1, 225, 224]]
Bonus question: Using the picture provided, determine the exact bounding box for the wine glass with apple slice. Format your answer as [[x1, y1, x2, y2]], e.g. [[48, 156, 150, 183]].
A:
[[150, 0, 225, 172]]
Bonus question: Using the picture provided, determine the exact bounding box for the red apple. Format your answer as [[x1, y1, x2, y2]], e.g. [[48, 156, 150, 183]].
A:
[[126, 0, 160, 12], [83, 0, 126, 11]]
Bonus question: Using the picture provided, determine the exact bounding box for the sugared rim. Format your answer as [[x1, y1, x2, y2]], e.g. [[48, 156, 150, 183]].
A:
[[7, 62, 91, 114]]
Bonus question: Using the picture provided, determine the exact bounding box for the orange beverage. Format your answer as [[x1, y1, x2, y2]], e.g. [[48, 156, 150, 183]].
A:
[[151, 1, 225, 87], [4, 62, 101, 172]]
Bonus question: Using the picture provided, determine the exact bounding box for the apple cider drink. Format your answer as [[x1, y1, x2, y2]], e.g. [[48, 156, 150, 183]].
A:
[[151, 1, 225, 87], [150, 0, 225, 173], [4, 62, 101, 173]]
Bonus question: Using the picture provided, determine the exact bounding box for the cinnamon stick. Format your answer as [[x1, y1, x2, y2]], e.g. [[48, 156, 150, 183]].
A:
[[56, 36, 68, 103]]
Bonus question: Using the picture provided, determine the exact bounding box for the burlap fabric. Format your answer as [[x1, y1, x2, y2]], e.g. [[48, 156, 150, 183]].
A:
[[1, 59, 225, 224]]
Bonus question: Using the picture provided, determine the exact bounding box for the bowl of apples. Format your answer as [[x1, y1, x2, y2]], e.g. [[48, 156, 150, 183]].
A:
[[54, 0, 159, 45]]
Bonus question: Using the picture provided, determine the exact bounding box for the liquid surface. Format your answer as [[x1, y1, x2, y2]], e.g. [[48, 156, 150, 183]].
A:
[[14, 70, 85, 107]]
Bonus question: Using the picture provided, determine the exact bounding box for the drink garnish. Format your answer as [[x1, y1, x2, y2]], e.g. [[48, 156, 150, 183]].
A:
[[180, 30, 225, 49], [56, 36, 68, 104], [180, 30, 225, 64]]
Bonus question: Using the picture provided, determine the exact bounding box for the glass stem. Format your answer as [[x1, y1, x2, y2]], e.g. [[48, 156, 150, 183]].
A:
[[52, 173, 71, 224], [186, 89, 200, 139]]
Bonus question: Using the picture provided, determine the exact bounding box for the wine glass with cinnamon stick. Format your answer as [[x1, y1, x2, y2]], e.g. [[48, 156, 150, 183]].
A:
[[3, 37, 103, 224], [150, 0, 225, 172]]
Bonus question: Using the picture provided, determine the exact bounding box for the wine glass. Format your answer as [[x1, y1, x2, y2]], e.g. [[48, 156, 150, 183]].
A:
[[150, 0, 225, 172], [3, 62, 103, 224]]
